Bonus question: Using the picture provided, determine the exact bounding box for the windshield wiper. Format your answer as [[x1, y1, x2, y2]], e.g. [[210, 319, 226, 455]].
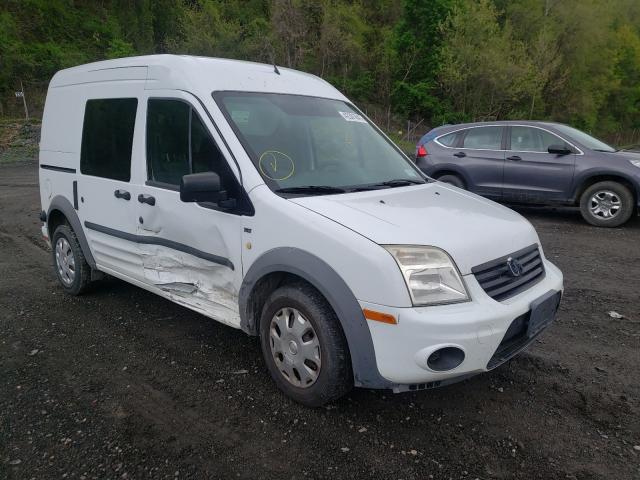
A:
[[351, 178, 425, 191], [274, 185, 347, 195], [378, 179, 424, 187]]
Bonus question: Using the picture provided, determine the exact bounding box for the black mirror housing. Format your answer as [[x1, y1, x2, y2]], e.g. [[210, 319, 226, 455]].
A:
[[548, 144, 572, 155], [180, 172, 222, 203]]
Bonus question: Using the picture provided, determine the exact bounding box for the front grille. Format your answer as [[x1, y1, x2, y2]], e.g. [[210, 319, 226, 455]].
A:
[[472, 244, 545, 301]]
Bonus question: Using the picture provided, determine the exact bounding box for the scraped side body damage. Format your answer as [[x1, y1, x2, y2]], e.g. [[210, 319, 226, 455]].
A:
[[140, 245, 240, 327]]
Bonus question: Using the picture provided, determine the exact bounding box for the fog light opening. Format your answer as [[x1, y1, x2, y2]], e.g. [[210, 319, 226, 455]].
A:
[[427, 347, 465, 372]]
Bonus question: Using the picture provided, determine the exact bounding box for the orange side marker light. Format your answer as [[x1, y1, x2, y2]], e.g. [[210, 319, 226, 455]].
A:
[[363, 308, 397, 325]]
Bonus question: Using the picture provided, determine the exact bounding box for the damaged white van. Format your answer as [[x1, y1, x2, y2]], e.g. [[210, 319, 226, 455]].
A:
[[39, 55, 563, 406]]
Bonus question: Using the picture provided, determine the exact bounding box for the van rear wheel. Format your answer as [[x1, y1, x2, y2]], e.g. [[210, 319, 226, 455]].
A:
[[259, 282, 352, 407], [52, 224, 91, 295]]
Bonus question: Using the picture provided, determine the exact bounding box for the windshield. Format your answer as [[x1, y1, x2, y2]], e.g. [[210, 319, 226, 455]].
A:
[[553, 124, 616, 152], [213, 92, 425, 193]]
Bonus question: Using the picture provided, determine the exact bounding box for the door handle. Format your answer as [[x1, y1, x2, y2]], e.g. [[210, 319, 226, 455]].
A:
[[453, 152, 466, 158], [507, 155, 522, 161], [138, 194, 156, 206], [114, 189, 131, 200]]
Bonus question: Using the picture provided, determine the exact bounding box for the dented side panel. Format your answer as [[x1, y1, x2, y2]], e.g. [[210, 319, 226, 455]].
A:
[[140, 245, 240, 327]]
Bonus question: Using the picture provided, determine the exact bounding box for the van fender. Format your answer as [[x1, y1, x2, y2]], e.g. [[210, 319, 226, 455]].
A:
[[47, 195, 97, 269], [239, 247, 394, 389]]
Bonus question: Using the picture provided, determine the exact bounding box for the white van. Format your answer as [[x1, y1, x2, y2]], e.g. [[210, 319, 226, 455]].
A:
[[39, 55, 563, 406]]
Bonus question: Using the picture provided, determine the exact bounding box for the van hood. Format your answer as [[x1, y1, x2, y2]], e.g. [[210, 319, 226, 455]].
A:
[[290, 183, 540, 275]]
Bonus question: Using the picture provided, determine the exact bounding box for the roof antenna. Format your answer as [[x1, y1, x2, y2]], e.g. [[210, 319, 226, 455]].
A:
[[267, 41, 280, 75]]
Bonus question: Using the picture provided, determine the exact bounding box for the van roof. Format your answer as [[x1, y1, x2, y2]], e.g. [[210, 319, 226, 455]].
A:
[[49, 54, 346, 101]]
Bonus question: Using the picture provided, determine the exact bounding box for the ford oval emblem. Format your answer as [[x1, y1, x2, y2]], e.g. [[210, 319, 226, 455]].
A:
[[507, 257, 523, 277]]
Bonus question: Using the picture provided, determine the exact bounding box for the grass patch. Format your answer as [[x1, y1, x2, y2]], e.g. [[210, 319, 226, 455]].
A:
[[385, 132, 416, 157], [0, 120, 40, 164]]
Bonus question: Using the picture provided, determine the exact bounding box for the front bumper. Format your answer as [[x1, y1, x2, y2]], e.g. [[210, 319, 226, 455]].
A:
[[361, 258, 563, 390]]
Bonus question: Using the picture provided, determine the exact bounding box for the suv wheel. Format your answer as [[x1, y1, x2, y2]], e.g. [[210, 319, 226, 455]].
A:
[[437, 174, 465, 189], [259, 282, 352, 407], [579, 181, 634, 227], [52, 224, 92, 295]]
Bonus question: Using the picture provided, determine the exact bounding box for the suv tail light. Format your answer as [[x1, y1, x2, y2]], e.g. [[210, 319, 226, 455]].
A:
[[417, 145, 428, 157]]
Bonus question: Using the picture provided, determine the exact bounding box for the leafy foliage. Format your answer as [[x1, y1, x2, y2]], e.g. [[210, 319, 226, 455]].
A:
[[2, 0, 640, 141]]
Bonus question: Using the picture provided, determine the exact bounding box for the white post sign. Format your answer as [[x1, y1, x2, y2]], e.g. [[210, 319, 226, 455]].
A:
[[17, 80, 29, 121]]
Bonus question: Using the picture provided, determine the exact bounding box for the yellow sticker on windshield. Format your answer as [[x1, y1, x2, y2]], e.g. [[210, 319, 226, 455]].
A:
[[259, 151, 295, 181]]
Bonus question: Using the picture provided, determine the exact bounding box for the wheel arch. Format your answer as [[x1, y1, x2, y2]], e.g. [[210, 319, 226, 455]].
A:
[[430, 165, 470, 188], [47, 195, 97, 269], [573, 172, 639, 207], [239, 247, 393, 389]]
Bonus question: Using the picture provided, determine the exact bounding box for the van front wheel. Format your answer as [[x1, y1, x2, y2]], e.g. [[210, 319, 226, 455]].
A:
[[259, 282, 353, 407], [52, 224, 91, 295]]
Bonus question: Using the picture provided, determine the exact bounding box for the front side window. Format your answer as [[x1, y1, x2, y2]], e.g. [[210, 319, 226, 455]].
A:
[[214, 92, 424, 192], [510, 126, 566, 153], [146, 99, 232, 187], [80, 98, 137, 181], [461, 126, 503, 150]]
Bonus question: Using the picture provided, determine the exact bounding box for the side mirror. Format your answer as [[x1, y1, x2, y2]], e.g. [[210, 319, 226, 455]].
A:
[[548, 144, 572, 155], [180, 172, 223, 203]]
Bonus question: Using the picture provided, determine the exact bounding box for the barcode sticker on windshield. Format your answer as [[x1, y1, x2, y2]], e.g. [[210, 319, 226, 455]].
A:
[[339, 111, 367, 123]]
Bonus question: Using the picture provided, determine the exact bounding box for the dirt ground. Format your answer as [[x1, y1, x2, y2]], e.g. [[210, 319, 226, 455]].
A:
[[1, 161, 639, 480]]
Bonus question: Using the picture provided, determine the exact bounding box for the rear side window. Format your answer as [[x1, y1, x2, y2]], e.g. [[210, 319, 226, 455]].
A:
[[437, 132, 458, 147], [461, 126, 503, 150], [80, 98, 137, 181], [510, 126, 566, 152]]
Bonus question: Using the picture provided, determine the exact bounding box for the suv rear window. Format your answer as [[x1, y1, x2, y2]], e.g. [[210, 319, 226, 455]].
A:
[[437, 132, 458, 147], [461, 126, 503, 150], [80, 98, 138, 182]]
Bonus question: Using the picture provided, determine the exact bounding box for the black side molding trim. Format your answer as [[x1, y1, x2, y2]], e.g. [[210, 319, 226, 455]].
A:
[[41, 164, 77, 174], [72, 181, 78, 210], [83, 221, 234, 270]]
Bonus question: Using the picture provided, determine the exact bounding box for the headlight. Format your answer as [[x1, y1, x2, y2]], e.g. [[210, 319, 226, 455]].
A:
[[630, 159, 640, 168], [383, 245, 470, 306]]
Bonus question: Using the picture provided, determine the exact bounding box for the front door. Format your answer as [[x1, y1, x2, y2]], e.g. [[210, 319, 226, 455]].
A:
[[134, 91, 245, 327], [502, 125, 576, 203]]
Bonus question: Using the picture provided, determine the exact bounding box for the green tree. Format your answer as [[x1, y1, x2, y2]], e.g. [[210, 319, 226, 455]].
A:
[[439, 0, 536, 121], [392, 0, 455, 118]]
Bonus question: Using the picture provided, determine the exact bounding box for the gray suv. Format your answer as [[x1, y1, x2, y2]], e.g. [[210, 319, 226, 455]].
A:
[[415, 121, 640, 227]]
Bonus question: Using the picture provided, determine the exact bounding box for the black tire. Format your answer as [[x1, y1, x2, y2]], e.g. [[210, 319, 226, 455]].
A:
[[437, 174, 465, 189], [579, 181, 634, 227], [259, 282, 353, 407], [51, 224, 92, 295]]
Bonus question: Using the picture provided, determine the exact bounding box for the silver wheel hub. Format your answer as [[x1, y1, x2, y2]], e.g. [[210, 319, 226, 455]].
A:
[[589, 190, 621, 219], [269, 307, 321, 388], [55, 237, 76, 286]]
